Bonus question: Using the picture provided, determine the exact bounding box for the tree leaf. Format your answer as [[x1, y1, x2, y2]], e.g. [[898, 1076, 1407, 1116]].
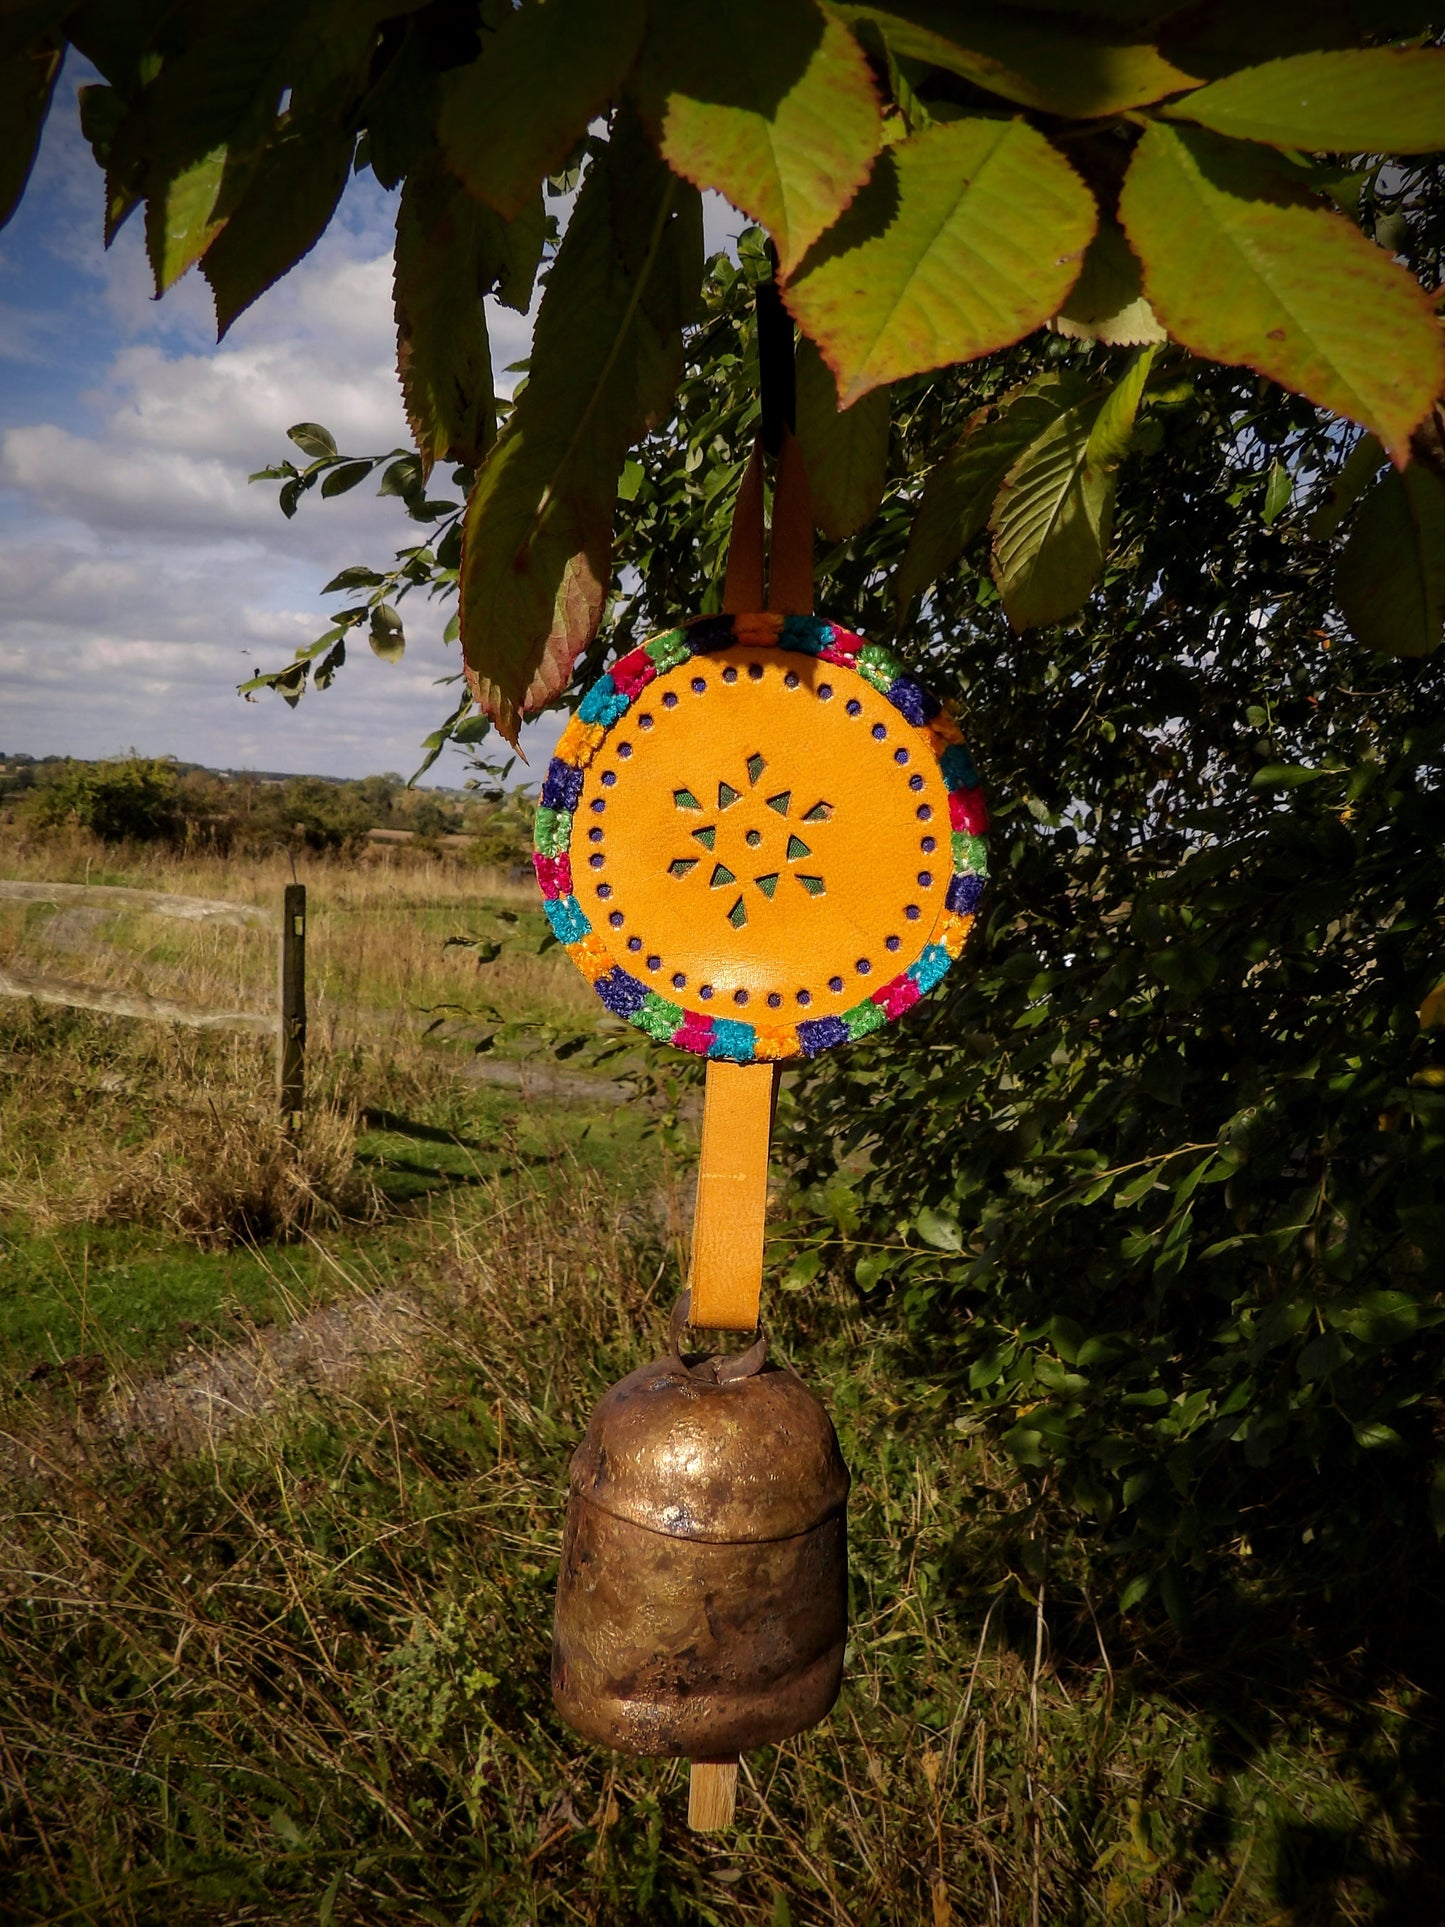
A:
[[288, 423, 337, 460], [833, 1, 1203, 117], [794, 333, 889, 540], [896, 375, 1081, 607], [1050, 217, 1165, 347], [459, 119, 703, 743], [1261, 459, 1292, 525], [990, 348, 1155, 631], [394, 155, 514, 477], [1166, 47, 1445, 155], [1119, 122, 1445, 460], [1336, 462, 1445, 658], [0, 34, 61, 228], [319, 461, 375, 499], [437, 0, 644, 221], [631, 0, 880, 276], [369, 603, 406, 663], [1308, 432, 1383, 540], [201, 120, 354, 336], [784, 117, 1096, 407]]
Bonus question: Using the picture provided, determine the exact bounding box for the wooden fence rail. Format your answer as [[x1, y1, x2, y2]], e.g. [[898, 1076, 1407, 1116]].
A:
[[0, 880, 303, 1112]]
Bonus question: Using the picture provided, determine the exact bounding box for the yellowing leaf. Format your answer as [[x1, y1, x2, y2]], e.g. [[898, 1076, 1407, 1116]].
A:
[[1167, 47, 1445, 155], [438, 0, 644, 220], [834, 1, 1202, 117], [794, 334, 889, 540], [784, 117, 1096, 406], [632, 0, 880, 276], [1336, 462, 1445, 658], [460, 120, 702, 743], [1119, 122, 1444, 459], [896, 376, 1079, 607], [989, 350, 1154, 631], [1050, 218, 1165, 347]]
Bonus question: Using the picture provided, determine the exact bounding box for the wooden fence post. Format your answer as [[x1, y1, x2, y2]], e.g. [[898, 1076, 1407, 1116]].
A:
[[279, 883, 306, 1128]]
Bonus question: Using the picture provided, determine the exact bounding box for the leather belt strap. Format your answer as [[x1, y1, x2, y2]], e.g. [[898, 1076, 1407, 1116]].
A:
[[689, 423, 812, 1332]]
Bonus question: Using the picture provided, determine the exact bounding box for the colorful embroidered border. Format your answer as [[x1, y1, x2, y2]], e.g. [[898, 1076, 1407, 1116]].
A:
[[533, 613, 989, 1063]]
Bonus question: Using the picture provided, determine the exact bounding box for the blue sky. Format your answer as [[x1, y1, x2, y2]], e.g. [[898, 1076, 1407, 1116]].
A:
[[0, 55, 549, 784]]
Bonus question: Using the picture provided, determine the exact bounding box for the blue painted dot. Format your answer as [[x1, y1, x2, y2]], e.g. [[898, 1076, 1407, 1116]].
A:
[[734, 988, 750, 1004], [691, 676, 706, 693], [647, 954, 661, 971], [828, 975, 843, 992], [672, 972, 686, 989], [589, 854, 604, 868], [602, 771, 616, 787], [784, 672, 799, 689], [846, 699, 862, 716], [895, 748, 909, 764], [885, 935, 901, 952], [627, 936, 642, 951], [617, 742, 632, 759], [609, 911, 624, 928], [818, 684, 833, 701], [796, 989, 812, 1005], [856, 959, 871, 975], [905, 904, 920, 920], [909, 774, 924, 791], [872, 723, 886, 740], [921, 837, 936, 854], [591, 798, 606, 813], [700, 984, 713, 1000], [639, 713, 654, 729], [767, 992, 782, 1008], [918, 871, 934, 888], [748, 663, 763, 680], [589, 827, 603, 842], [597, 884, 612, 899], [663, 691, 679, 708], [916, 804, 932, 821], [722, 666, 738, 682]]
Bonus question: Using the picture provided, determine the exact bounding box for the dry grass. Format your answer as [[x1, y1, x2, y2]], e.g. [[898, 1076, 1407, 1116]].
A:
[[1, 1172, 1433, 1925]]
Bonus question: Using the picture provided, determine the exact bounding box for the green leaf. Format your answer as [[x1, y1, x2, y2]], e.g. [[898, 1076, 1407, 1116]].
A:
[[1166, 48, 1445, 155], [438, 0, 644, 220], [1308, 433, 1384, 541], [1118, 122, 1445, 459], [321, 565, 386, 593], [460, 115, 703, 743], [0, 35, 60, 228], [784, 118, 1096, 407], [1050, 217, 1165, 348], [394, 156, 503, 477], [289, 422, 338, 460], [1261, 459, 1292, 526], [1336, 462, 1445, 659], [201, 121, 354, 335], [319, 461, 375, 499], [632, 0, 881, 276], [834, 2, 1202, 117], [914, 1204, 962, 1251], [1352, 1420, 1404, 1451], [989, 349, 1154, 631], [896, 378, 1068, 606], [369, 603, 406, 663], [794, 334, 889, 541]]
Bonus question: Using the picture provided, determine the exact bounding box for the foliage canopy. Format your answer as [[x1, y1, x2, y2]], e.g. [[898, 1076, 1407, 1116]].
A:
[[4, 0, 1444, 740]]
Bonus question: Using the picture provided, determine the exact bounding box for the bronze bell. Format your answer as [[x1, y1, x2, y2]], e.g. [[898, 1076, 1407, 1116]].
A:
[[553, 1295, 849, 1759]]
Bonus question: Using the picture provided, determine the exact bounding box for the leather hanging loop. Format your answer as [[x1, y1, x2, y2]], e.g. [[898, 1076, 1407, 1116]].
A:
[[722, 437, 766, 616], [767, 424, 813, 616]]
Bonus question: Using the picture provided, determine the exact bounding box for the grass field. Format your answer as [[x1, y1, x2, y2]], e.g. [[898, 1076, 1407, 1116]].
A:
[[2, 830, 1441, 1924]]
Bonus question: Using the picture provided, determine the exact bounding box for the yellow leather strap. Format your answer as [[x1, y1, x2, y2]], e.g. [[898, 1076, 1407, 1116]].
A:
[[689, 1059, 780, 1329], [689, 426, 813, 1331]]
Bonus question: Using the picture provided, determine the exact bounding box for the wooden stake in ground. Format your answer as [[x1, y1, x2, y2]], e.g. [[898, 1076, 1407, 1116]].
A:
[[278, 882, 305, 1128], [688, 1759, 739, 1831]]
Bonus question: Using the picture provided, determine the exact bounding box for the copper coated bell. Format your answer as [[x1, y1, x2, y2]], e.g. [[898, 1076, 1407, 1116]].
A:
[[552, 1294, 849, 1758]]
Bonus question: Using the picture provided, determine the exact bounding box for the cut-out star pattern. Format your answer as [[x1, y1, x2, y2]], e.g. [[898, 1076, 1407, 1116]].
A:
[[669, 755, 832, 928]]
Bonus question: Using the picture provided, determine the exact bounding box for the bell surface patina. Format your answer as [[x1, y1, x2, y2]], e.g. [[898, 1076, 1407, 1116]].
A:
[[553, 1308, 849, 1757]]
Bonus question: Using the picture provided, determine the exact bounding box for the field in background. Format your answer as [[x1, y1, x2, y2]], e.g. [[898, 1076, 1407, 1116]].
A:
[[2, 828, 1439, 1924]]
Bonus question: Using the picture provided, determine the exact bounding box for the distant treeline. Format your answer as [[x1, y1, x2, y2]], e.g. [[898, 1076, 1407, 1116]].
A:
[[0, 754, 533, 866]]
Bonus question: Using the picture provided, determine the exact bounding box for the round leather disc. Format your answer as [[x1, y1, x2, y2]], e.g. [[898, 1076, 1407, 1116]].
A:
[[534, 614, 989, 1062]]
